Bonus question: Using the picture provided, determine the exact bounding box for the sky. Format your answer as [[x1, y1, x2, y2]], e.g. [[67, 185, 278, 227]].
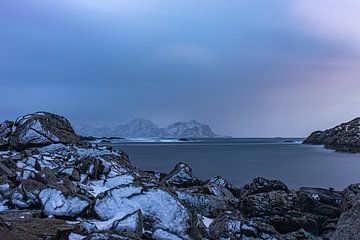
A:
[[1, 0, 360, 137]]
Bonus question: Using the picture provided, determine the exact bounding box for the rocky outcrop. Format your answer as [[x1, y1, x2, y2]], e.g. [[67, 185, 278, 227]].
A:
[[303, 117, 360, 152], [0, 112, 360, 239], [9, 112, 81, 151]]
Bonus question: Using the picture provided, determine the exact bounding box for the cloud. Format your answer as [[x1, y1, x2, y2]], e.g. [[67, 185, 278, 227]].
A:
[[155, 44, 215, 67], [291, 0, 360, 52]]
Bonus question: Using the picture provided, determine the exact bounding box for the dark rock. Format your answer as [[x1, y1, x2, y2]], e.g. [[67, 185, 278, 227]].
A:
[[241, 190, 295, 218], [303, 117, 360, 152], [0, 120, 13, 139], [177, 190, 234, 218], [0, 137, 9, 151], [241, 218, 281, 239], [10, 112, 80, 151], [0, 210, 79, 240], [208, 211, 243, 239], [205, 176, 242, 198], [241, 177, 289, 198], [160, 162, 202, 188], [296, 187, 342, 218], [330, 185, 360, 239]]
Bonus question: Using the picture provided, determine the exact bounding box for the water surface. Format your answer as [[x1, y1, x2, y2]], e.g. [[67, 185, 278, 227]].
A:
[[109, 138, 360, 189]]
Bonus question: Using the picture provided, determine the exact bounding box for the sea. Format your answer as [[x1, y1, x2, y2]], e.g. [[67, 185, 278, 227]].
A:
[[105, 138, 360, 190]]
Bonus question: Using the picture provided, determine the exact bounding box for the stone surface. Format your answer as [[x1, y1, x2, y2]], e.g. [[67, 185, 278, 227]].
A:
[[10, 112, 80, 151]]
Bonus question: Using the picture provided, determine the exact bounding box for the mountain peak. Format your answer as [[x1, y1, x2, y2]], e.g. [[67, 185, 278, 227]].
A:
[[77, 118, 217, 138]]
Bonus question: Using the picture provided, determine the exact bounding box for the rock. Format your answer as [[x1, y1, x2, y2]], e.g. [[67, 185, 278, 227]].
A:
[[303, 117, 360, 152], [94, 184, 200, 239], [296, 187, 342, 218], [160, 162, 201, 188], [39, 187, 91, 218], [241, 190, 297, 217], [0, 210, 79, 240], [206, 175, 242, 198], [0, 120, 13, 139], [208, 211, 243, 239], [10, 112, 80, 151], [0, 137, 9, 151], [111, 210, 143, 237], [241, 218, 281, 239], [176, 190, 234, 218], [241, 177, 290, 198], [331, 188, 360, 240], [282, 229, 320, 240], [83, 232, 141, 240]]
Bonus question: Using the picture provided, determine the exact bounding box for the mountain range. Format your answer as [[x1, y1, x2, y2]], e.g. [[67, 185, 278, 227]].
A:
[[76, 118, 217, 138]]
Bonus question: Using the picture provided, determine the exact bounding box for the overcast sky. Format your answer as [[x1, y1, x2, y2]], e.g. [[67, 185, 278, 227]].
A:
[[1, 0, 360, 137]]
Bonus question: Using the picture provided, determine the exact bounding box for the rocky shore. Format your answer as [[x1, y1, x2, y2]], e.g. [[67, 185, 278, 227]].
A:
[[303, 117, 360, 153], [0, 112, 359, 239]]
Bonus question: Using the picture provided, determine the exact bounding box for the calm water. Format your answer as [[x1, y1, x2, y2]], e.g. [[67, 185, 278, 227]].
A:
[[109, 138, 360, 190]]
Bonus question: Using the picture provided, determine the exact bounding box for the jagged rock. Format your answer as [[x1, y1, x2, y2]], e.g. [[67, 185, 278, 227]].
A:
[[303, 117, 360, 152], [241, 190, 298, 217], [296, 187, 342, 218], [206, 176, 242, 198], [241, 177, 290, 198], [111, 210, 143, 236], [82, 232, 141, 240], [241, 218, 281, 239], [176, 190, 233, 218], [282, 229, 320, 240], [0, 210, 79, 240], [208, 211, 243, 239], [0, 137, 9, 151], [160, 162, 201, 188], [0, 120, 13, 139], [330, 185, 360, 240], [10, 112, 80, 151], [39, 187, 91, 218], [94, 184, 200, 239]]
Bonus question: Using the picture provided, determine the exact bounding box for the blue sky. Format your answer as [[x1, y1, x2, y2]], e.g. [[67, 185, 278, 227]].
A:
[[1, 0, 360, 137]]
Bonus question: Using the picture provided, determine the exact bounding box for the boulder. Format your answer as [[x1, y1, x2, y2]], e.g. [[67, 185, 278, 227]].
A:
[[39, 187, 91, 218], [94, 184, 200, 239], [0, 137, 9, 151], [160, 162, 202, 188], [0, 120, 13, 139], [330, 186, 360, 239], [296, 187, 342, 218], [206, 176, 242, 198], [176, 190, 234, 218], [240, 177, 289, 198], [0, 210, 79, 240], [10, 112, 80, 151], [241, 190, 297, 217], [111, 210, 143, 237], [208, 211, 243, 239]]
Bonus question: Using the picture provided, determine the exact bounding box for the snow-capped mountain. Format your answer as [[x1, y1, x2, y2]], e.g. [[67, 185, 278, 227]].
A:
[[76, 118, 216, 138]]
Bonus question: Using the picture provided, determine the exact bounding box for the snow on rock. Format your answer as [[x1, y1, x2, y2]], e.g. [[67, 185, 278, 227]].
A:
[[152, 229, 184, 240], [86, 174, 135, 197], [160, 162, 201, 188], [111, 210, 143, 236], [39, 187, 91, 218], [94, 184, 192, 238], [10, 112, 80, 151], [176, 190, 233, 218]]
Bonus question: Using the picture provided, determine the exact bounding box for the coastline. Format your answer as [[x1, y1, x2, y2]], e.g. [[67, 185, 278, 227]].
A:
[[0, 112, 359, 239]]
